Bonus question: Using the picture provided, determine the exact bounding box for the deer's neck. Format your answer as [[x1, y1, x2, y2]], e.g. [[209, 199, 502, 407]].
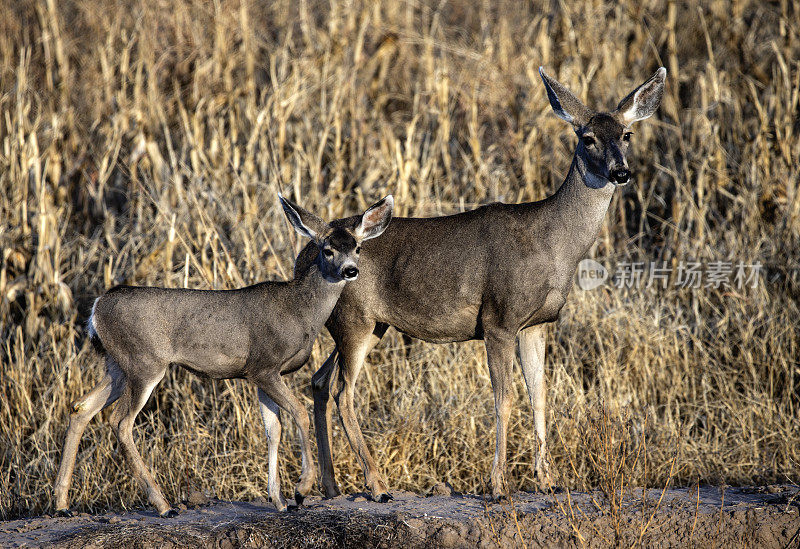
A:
[[289, 259, 346, 333], [546, 153, 616, 259]]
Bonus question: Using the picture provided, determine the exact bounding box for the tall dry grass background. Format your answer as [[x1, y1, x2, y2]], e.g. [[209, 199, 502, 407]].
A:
[[1, 0, 798, 519]]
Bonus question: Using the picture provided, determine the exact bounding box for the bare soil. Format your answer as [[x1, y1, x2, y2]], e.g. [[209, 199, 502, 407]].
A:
[[2, 486, 798, 548]]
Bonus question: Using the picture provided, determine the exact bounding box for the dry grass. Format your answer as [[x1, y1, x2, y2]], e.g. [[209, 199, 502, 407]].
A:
[[1, 0, 798, 520], [548, 407, 679, 547]]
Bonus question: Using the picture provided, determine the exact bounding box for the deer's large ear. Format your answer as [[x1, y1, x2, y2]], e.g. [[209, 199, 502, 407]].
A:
[[615, 67, 667, 125], [279, 194, 327, 241], [539, 67, 592, 128], [355, 195, 393, 241]]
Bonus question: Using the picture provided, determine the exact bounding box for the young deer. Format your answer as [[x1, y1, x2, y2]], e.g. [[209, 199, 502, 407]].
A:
[[53, 194, 393, 516], [300, 68, 666, 501]]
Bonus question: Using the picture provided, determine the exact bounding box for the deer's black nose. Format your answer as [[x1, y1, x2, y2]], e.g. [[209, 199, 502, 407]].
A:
[[611, 169, 630, 185], [342, 266, 359, 280]]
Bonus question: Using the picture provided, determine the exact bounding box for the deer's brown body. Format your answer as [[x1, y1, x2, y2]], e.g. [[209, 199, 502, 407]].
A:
[[304, 67, 667, 501], [53, 195, 393, 516]]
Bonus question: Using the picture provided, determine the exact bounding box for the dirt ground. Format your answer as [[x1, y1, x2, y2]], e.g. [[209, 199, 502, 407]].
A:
[[1, 486, 798, 548]]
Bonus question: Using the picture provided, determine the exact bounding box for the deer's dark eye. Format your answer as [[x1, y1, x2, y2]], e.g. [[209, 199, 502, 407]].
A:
[[622, 132, 633, 142], [355, 246, 361, 254], [322, 249, 334, 259], [582, 135, 596, 147]]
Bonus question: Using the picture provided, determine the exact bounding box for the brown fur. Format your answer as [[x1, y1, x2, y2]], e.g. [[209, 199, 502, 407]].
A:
[[53, 196, 393, 515], [300, 68, 666, 501]]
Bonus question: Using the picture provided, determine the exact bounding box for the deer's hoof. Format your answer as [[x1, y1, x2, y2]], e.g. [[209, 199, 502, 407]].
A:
[[294, 490, 305, 507], [491, 493, 508, 503], [56, 509, 74, 518], [271, 497, 288, 512], [375, 492, 393, 503], [161, 508, 180, 518]]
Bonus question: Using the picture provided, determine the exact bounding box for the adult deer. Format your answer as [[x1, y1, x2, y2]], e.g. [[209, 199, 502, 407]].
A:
[[300, 67, 666, 501], [53, 194, 393, 516]]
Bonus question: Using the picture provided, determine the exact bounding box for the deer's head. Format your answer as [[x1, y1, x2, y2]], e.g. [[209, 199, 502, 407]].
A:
[[539, 67, 666, 189], [280, 194, 393, 283]]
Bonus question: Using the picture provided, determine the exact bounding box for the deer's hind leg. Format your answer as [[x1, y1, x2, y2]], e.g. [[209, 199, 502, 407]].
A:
[[311, 349, 341, 498], [54, 356, 125, 515], [109, 362, 172, 516]]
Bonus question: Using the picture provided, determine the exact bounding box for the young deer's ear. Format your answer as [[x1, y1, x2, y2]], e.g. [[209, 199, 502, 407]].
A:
[[539, 67, 592, 128], [615, 67, 667, 125], [279, 194, 327, 241], [355, 195, 394, 241]]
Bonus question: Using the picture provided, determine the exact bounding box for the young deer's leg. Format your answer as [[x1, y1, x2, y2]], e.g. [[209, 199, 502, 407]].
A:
[[311, 349, 341, 498], [518, 324, 552, 491], [333, 324, 390, 502], [257, 388, 287, 511], [258, 374, 315, 507], [110, 367, 173, 516], [54, 357, 125, 515], [485, 332, 516, 501]]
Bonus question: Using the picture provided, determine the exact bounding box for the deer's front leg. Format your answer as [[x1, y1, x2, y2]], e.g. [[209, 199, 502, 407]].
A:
[[485, 332, 516, 501], [334, 327, 391, 502], [257, 388, 287, 511], [518, 324, 552, 491], [260, 375, 316, 507]]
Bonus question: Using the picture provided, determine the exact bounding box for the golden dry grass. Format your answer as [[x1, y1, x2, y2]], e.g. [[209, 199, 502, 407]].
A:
[[1, 0, 798, 519]]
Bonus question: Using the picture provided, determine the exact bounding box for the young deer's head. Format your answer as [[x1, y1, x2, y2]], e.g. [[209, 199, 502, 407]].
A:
[[279, 194, 393, 283], [539, 67, 666, 189]]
